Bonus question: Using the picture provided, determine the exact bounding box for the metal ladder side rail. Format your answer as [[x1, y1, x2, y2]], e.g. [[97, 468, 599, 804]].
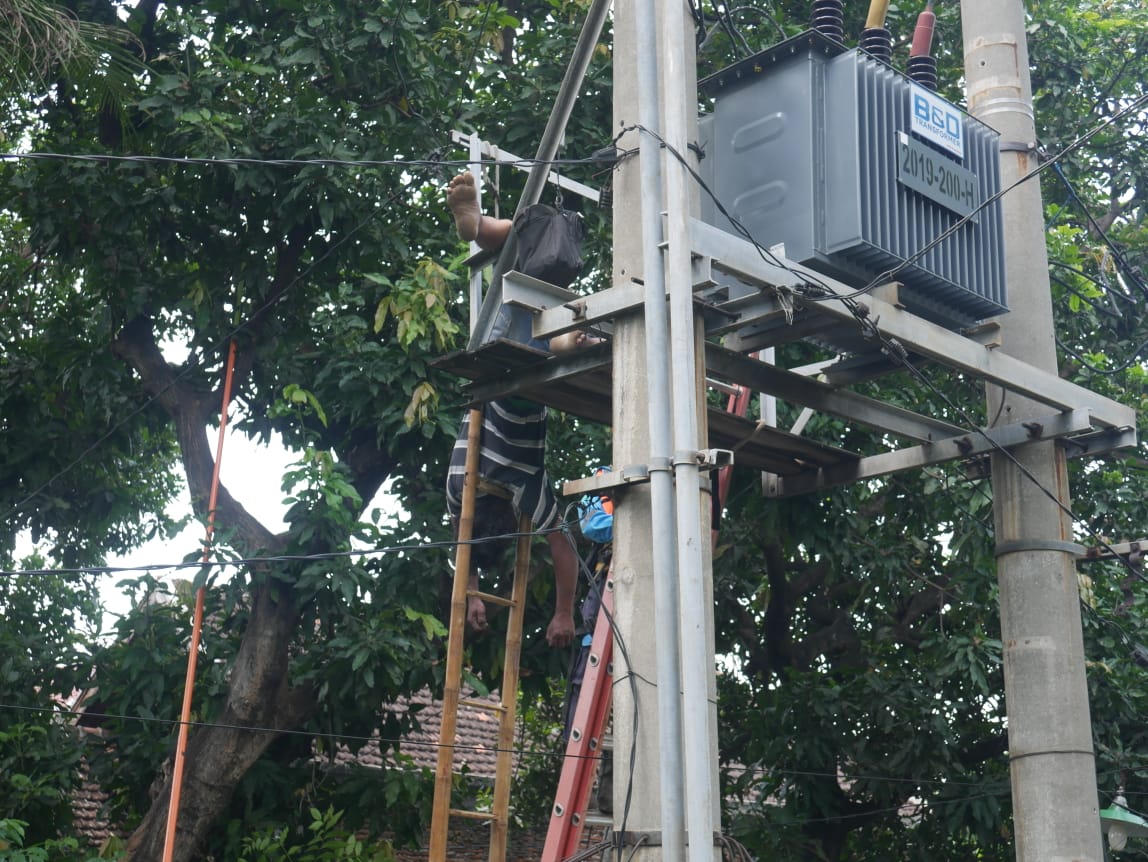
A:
[[541, 575, 616, 862], [430, 407, 532, 862]]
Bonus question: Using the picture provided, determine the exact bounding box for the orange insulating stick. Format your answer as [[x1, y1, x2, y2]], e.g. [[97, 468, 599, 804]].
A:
[[162, 339, 238, 862]]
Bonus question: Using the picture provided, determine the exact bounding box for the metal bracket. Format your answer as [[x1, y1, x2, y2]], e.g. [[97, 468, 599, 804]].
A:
[[999, 140, 1037, 153], [995, 539, 1085, 558], [681, 448, 735, 471], [1077, 539, 1148, 564], [560, 452, 731, 498], [562, 464, 651, 498]]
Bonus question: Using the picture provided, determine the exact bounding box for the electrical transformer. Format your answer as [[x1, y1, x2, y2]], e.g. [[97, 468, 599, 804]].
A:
[[699, 30, 1007, 329]]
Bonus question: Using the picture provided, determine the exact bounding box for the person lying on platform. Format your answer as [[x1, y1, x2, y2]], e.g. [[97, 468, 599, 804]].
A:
[[444, 171, 597, 649]]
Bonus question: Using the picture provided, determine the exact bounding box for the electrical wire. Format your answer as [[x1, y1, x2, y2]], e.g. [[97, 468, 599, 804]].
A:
[[1050, 270, 1125, 320], [1050, 161, 1148, 301], [1056, 332, 1148, 377], [562, 528, 642, 838], [0, 702, 603, 767], [0, 151, 619, 170], [0, 518, 584, 578]]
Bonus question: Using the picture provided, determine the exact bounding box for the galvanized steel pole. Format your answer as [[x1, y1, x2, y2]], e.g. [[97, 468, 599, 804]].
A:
[[612, 0, 719, 859], [658, 1, 722, 859], [634, 0, 688, 856], [961, 3, 1103, 859]]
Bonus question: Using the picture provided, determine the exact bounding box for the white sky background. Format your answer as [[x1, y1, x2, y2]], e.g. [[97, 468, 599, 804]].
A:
[[98, 427, 294, 622], [98, 424, 403, 626]]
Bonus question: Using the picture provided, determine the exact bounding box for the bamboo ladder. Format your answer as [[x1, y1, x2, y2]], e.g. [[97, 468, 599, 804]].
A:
[[430, 405, 532, 862]]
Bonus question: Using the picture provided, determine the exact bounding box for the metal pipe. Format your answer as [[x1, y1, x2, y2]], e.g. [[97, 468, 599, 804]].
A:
[[634, 0, 686, 857], [660, 0, 718, 858], [468, 0, 614, 349], [469, 135, 484, 332], [761, 348, 777, 427]]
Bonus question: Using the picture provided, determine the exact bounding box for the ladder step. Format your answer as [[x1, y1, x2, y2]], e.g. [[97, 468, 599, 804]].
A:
[[449, 808, 504, 822], [467, 589, 517, 608], [460, 697, 507, 713]]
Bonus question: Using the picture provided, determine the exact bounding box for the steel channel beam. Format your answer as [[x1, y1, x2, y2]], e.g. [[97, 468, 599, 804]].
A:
[[706, 344, 966, 443], [465, 344, 612, 404], [517, 259, 716, 341], [688, 218, 1136, 431], [767, 409, 1095, 497]]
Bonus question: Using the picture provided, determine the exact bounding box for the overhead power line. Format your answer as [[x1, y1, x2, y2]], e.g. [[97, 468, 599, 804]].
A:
[[0, 151, 617, 171], [0, 520, 579, 578]]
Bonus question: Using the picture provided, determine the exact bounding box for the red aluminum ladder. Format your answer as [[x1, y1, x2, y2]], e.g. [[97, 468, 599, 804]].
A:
[[541, 573, 615, 862]]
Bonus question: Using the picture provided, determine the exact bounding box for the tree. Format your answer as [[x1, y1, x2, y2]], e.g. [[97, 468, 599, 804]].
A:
[[2, 0, 1147, 860], [0, 562, 100, 848], [2, 0, 613, 857]]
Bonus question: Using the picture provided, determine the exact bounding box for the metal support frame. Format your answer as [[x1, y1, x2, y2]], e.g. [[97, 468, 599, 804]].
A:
[[452, 131, 602, 205], [685, 217, 1135, 430], [486, 216, 1136, 497], [765, 408, 1095, 497]]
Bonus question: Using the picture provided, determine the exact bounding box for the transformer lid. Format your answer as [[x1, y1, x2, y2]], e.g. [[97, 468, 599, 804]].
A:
[[699, 29, 846, 98]]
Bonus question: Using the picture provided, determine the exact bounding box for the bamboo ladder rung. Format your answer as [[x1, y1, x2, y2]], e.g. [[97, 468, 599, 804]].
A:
[[460, 698, 507, 713], [449, 808, 505, 822], [467, 589, 518, 608]]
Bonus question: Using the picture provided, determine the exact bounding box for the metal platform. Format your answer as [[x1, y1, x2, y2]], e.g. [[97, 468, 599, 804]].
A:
[[435, 218, 1136, 497]]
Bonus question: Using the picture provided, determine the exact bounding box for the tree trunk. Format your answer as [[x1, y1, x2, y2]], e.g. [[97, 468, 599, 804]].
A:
[[113, 317, 318, 860], [123, 583, 313, 862]]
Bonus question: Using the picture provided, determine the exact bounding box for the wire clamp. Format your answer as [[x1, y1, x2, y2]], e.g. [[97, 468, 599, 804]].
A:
[[696, 448, 734, 470], [995, 539, 1084, 558], [999, 140, 1037, 153]]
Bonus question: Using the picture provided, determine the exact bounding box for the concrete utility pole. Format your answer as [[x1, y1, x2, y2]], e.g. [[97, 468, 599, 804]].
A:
[[611, 0, 722, 859], [961, 3, 1103, 859]]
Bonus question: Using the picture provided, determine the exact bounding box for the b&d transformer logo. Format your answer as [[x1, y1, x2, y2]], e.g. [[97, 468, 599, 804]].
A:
[[910, 83, 964, 160]]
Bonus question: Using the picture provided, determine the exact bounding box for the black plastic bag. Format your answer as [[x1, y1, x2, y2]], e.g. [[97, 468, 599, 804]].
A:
[[513, 203, 585, 288]]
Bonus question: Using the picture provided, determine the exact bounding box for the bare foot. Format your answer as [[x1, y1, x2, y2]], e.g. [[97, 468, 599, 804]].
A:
[[550, 330, 604, 354], [467, 595, 488, 634], [446, 172, 482, 242]]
